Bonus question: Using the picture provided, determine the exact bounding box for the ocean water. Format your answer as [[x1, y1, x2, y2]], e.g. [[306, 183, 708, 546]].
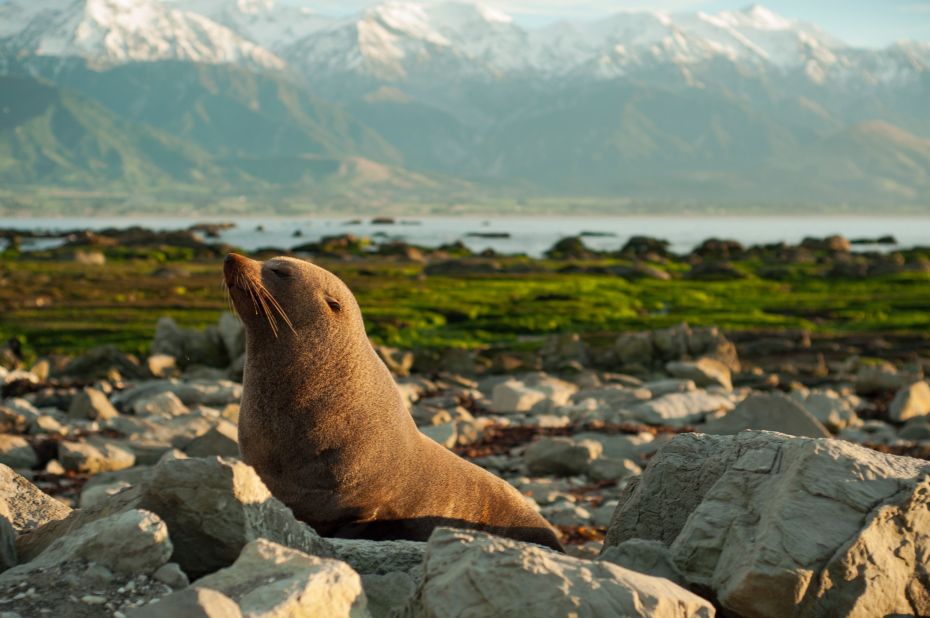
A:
[[2, 216, 929, 257]]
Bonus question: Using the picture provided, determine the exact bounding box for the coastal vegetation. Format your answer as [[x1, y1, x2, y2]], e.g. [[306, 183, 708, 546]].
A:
[[2, 229, 929, 359]]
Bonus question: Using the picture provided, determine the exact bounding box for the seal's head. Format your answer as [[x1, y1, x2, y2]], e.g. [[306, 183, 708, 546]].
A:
[[223, 253, 363, 351]]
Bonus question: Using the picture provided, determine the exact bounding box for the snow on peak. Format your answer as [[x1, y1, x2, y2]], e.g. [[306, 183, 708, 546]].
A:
[[236, 0, 274, 15], [0, 0, 286, 70]]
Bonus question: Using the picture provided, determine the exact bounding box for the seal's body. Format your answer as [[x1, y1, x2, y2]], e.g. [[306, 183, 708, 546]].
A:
[[224, 254, 563, 551]]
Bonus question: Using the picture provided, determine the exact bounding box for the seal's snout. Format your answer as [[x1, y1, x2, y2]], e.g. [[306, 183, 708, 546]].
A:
[[224, 253, 251, 287]]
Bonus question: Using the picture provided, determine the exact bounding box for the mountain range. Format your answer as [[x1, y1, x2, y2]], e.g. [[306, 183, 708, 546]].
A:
[[1, 0, 929, 212]]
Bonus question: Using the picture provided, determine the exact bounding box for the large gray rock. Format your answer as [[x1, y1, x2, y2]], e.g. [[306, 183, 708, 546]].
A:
[[888, 381, 930, 422], [128, 588, 242, 618], [0, 464, 71, 532], [524, 437, 603, 476], [329, 538, 425, 577], [400, 527, 714, 617], [490, 379, 546, 413], [329, 538, 425, 618], [604, 431, 930, 618], [856, 360, 921, 394], [16, 457, 333, 579], [699, 393, 830, 438], [68, 387, 119, 420], [0, 435, 37, 469], [0, 509, 172, 583], [195, 539, 368, 618]]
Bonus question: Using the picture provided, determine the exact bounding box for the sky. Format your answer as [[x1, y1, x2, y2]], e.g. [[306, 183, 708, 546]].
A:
[[288, 0, 930, 48]]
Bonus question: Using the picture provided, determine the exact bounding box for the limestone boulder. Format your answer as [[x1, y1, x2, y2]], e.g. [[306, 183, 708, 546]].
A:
[[603, 431, 930, 618], [16, 456, 333, 579], [0, 464, 71, 532], [0, 509, 172, 583], [195, 539, 368, 618], [400, 527, 714, 617]]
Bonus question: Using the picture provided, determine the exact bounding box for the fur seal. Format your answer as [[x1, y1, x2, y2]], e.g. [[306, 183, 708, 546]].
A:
[[224, 253, 563, 551]]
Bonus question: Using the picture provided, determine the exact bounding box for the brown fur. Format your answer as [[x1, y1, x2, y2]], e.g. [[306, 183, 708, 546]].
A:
[[224, 254, 563, 551]]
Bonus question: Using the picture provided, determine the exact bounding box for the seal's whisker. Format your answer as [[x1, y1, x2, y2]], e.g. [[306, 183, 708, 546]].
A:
[[256, 283, 296, 335]]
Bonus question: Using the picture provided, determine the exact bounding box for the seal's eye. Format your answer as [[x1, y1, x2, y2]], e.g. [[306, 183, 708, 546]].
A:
[[325, 296, 342, 312], [269, 266, 290, 279]]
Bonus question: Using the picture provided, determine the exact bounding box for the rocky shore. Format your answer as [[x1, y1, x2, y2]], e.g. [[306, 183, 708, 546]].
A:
[[0, 316, 929, 616]]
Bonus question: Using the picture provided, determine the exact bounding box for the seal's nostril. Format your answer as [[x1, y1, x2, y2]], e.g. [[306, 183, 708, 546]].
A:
[[225, 254, 235, 264]]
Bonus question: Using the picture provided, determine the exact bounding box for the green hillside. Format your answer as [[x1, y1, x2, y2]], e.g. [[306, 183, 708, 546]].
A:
[[0, 75, 221, 188]]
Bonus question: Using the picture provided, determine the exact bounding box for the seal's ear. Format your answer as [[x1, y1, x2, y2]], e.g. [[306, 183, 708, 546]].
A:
[[325, 296, 342, 312]]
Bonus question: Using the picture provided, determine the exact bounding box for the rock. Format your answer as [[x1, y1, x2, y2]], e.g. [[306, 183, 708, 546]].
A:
[[574, 431, 654, 461], [217, 312, 245, 361], [127, 588, 242, 618], [588, 457, 641, 482], [790, 389, 859, 431], [699, 392, 831, 438], [114, 379, 242, 409], [524, 437, 603, 476], [153, 561, 190, 589], [329, 538, 425, 577], [195, 539, 367, 618], [666, 358, 732, 391], [888, 381, 930, 422], [133, 391, 189, 417], [401, 527, 714, 618], [16, 457, 333, 579], [603, 431, 930, 618], [0, 405, 28, 434], [856, 360, 920, 394], [0, 516, 15, 572], [68, 387, 119, 420], [79, 481, 133, 509], [419, 422, 457, 449], [642, 379, 695, 396], [363, 571, 417, 618], [490, 379, 545, 413], [600, 539, 688, 588], [146, 353, 178, 378], [631, 391, 733, 426], [615, 331, 654, 368], [1, 509, 172, 582], [541, 500, 591, 526], [899, 419, 930, 441], [58, 439, 136, 474], [376, 346, 414, 377], [184, 420, 239, 457], [0, 464, 71, 532], [0, 436, 37, 469], [59, 345, 148, 381], [151, 317, 228, 368]]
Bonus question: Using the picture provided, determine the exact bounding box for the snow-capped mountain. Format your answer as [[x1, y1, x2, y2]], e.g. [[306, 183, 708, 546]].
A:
[[0, 0, 285, 71], [178, 0, 333, 51]]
